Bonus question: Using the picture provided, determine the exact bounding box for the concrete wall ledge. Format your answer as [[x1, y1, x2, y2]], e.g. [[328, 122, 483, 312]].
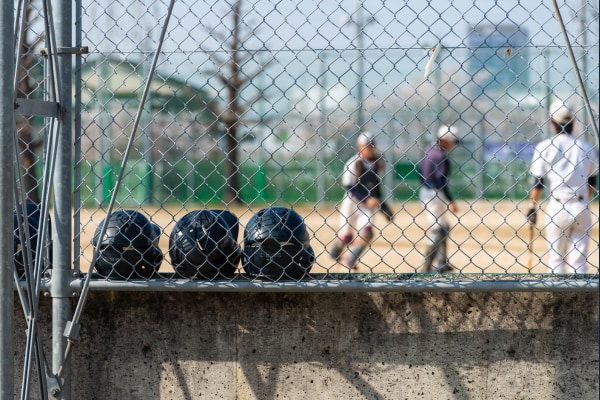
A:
[[14, 291, 599, 399]]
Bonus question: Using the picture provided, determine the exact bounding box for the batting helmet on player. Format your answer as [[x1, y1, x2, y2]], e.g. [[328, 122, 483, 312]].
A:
[[92, 210, 163, 279], [169, 209, 241, 279], [242, 206, 314, 279], [14, 203, 52, 279]]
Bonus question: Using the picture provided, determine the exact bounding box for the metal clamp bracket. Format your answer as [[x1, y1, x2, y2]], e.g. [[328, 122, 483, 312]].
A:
[[14, 98, 60, 118], [40, 46, 89, 56]]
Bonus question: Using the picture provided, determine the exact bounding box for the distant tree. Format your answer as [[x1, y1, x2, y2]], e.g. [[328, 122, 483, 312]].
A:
[[204, 0, 272, 205]]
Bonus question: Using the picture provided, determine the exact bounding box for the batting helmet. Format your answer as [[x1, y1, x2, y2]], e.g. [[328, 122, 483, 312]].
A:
[[92, 210, 163, 279], [169, 210, 241, 279], [14, 203, 52, 279], [242, 206, 314, 279]]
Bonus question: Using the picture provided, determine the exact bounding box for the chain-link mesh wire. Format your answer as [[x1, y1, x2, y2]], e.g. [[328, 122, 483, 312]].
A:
[[27, 0, 595, 283]]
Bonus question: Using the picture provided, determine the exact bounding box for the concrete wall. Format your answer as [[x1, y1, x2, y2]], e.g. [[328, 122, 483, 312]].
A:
[[14, 291, 599, 399]]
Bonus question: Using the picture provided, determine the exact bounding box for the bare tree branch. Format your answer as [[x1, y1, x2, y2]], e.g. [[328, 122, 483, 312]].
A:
[[196, 0, 272, 204]]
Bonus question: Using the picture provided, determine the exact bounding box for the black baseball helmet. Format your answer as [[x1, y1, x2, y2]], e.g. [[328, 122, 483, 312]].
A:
[[14, 203, 52, 279], [242, 207, 314, 279], [169, 210, 241, 279], [92, 210, 163, 279]]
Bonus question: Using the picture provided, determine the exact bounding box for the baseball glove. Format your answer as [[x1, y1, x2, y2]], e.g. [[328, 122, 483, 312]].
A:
[[380, 201, 394, 222]]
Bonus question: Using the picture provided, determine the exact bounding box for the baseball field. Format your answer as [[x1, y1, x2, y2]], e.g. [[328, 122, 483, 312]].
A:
[[77, 199, 599, 276]]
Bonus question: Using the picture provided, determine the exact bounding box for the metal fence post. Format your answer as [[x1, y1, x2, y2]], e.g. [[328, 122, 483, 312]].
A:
[[53, 0, 73, 398], [0, 1, 14, 397]]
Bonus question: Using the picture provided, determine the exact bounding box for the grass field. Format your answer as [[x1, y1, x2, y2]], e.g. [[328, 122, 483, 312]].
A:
[[76, 200, 599, 276]]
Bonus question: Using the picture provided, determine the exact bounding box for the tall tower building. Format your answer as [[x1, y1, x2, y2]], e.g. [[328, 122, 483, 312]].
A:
[[467, 24, 529, 96]]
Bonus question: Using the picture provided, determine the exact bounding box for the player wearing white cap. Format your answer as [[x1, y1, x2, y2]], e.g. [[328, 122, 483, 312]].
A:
[[528, 100, 598, 273], [417, 125, 461, 273], [328, 131, 392, 270]]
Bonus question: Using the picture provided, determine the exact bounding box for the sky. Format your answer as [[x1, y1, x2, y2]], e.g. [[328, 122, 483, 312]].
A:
[[80, 0, 599, 142], [83, 0, 599, 55]]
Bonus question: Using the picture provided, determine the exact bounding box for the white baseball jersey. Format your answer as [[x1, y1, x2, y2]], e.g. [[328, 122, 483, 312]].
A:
[[530, 134, 598, 200], [341, 154, 379, 187]]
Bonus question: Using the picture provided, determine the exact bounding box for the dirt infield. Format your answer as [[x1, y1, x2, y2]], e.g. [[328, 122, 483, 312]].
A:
[[301, 200, 599, 274], [77, 200, 599, 275]]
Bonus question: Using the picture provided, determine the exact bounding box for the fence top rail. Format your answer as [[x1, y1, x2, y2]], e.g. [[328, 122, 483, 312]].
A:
[[21, 273, 600, 293]]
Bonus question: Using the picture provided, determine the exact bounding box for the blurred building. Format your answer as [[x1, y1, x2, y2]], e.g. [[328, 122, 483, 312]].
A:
[[467, 23, 529, 96]]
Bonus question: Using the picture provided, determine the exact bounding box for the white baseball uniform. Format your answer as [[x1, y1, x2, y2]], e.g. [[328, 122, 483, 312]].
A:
[[530, 133, 599, 273], [337, 154, 380, 239]]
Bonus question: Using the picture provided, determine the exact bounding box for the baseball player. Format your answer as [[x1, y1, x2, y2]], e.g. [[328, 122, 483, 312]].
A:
[[418, 125, 461, 273], [328, 131, 392, 270], [527, 100, 598, 274]]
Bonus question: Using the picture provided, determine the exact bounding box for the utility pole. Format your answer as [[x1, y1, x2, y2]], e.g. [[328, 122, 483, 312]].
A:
[[341, 1, 375, 131]]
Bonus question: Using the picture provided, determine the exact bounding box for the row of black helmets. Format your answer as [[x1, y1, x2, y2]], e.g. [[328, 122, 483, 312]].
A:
[[14, 205, 315, 280]]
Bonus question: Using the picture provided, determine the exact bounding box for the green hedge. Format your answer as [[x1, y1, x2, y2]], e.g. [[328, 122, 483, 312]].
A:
[[78, 158, 530, 207]]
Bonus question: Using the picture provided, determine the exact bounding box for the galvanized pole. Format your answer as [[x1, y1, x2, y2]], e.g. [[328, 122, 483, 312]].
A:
[[0, 1, 15, 397], [53, 0, 73, 398], [318, 50, 329, 201], [341, 1, 375, 132]]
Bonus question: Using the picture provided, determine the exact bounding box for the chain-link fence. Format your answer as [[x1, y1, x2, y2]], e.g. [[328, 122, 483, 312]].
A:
[[17, 0, 600, 285]]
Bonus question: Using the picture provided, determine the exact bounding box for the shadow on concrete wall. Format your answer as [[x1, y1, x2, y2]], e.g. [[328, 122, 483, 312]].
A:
[[14, 291, 599, 399]]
